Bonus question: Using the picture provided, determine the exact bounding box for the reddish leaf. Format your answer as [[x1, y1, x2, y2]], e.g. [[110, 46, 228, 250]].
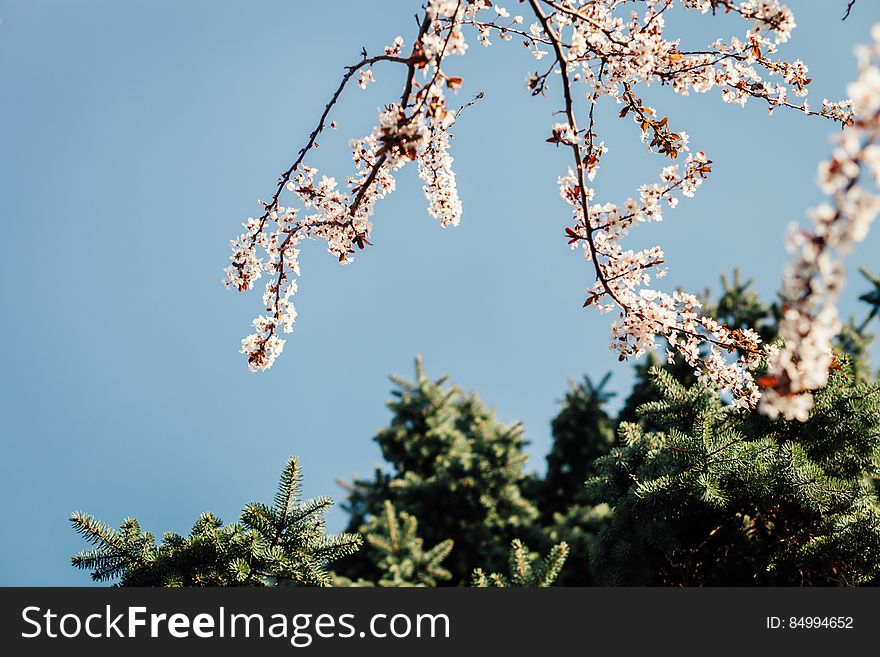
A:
[[445, 76, 463, 90], [756, 375, 781, 389]]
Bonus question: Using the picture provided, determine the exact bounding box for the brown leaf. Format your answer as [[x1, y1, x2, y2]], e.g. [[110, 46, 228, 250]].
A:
[[756, 375, 781, 389], [445, 76, 463, 90]]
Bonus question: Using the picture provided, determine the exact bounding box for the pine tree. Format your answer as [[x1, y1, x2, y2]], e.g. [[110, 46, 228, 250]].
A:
[[588, 363, 880, 585], [536, 374, 615, 585], [471, 539, 569, 587], [541, 373, 616, 516], [335, 500, 454, 587], [69, 270, 880, 587], [71, 457, 360, 586], [561, 269, 880, 585], [541, 502, 611, 586], [336, 357, 539, 585]]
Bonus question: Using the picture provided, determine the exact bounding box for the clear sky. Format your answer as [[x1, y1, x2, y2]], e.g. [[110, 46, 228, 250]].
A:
[[2, 0, 878, 585]]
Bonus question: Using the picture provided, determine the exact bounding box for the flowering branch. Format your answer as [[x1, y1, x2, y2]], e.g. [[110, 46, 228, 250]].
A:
[[224, 5, 466, 370], [223, 0, 874, 422], [760, 28, 880, 420]]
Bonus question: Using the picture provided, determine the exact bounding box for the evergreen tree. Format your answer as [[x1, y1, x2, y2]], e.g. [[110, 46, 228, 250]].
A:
[[336, 357, 539, 585], [536, 374, 615, 585], [588, 363, 880, 585], [540, 373, 616, 516], [69, 270, 880, 588], [71, 457, 360, 586], [471, 539, 569, 587], [541, 502, 611, 586], [550, 269, 880, 586], [335, 500, 454, 587]]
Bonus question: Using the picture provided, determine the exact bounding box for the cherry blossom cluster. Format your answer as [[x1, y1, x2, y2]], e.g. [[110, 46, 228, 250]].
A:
[[760, 25, 880, 421], [512, 0, 854, 409], [224, 0, 470, 371], [419, 119, 463, 227], [559, 150, 763, 408], [224, 0, 866, 419]]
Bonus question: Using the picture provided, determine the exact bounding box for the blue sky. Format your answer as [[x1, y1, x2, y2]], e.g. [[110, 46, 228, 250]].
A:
[[1, 0, 878, 585]]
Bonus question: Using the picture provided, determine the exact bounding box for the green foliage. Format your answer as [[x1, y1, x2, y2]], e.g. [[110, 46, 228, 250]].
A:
[[588, 364, 880, 585], [336, 501, 454, 587], [708, 268, 780, 342], [471, 539, 569, 587], [542, 502, 612, 586], [71, 457, 360, 586], [541, 373, 616, 514], [70, 269, 880, 588], [536, 374, 615, 584], [336, 356, 539, 584], [567, 268, 880, 586]]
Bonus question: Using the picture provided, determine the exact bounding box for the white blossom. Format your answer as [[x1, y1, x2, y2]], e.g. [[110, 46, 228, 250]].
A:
[[224, 0, 868, 417], [760, 27, 880, 419], [358, 69, 374, 89]]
